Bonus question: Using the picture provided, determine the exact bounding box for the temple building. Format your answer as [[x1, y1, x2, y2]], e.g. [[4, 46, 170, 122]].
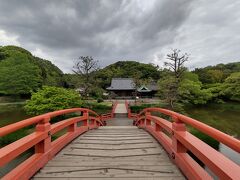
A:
[[106, 78, 158, 98]]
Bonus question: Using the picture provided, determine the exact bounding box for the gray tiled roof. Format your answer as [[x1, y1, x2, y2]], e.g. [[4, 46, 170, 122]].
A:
[[106, 78, 135, 90]]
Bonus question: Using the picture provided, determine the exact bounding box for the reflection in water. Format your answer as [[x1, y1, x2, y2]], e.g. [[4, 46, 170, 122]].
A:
[[0, 150, 33, 177], [0, 104, 30, 127], [205, 143, 240, 179], [185, 102, 240, 138], [219, 143, 240, 165]]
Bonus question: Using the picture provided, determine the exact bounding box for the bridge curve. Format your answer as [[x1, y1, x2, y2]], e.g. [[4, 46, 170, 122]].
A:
[[34, 126, 184, 179], [0, 100, 239, 179]]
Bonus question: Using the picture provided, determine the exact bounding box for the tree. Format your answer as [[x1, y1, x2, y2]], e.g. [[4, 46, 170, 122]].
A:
[[95, 61, 160, 89], [73, 56, 99, 97], [221, 72, 240, 101], [0, 45, 64, 96], [0, 49, 42, 96], [132, 72, 142, 98], [207, 69, 224, 83], [158, 75, 177, 107], [24, 86, 82, 115], [178, 72, 212, 104], [165, 49, 189, 80], [160, 49, 189, 108], [194, 62, 240, 84]]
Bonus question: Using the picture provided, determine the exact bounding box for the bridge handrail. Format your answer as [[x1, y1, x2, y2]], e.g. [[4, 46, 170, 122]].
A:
[[111, 100, 118, 117], [127, 104, 240, 179], [0, 108, 99, 137], [0, 108, 103, 179], [137, 107, 240, 152]]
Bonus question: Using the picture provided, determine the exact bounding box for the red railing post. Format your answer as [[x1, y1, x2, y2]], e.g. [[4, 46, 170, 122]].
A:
[[155, 123, 161, 132], [35, 116, 51, 153], [83, 110, 89, 128], [68, 121, 77, 132], [145, 111, 151, 127], [172, 115, 187, 153]]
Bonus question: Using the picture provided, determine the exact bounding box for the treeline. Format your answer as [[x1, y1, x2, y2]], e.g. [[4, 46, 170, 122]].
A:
[[158, 62, 240, 106], [65, 60, 161, 98], [192, 63, 240, 102], [0, 45, 239, 104], [0, 46, 64, 97]]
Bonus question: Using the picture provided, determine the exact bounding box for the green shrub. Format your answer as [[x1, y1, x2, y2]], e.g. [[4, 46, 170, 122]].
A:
[[97, 98, 104, 103], [83, 102, 111, 114], [24, 86, 82, 115], [130, 104, 153, 113]]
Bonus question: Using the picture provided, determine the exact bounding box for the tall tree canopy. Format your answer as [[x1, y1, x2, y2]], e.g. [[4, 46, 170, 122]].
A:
[[194, 62, 240, 84], [95, 61, 160, 89], [0, 46, 64, 96], [158, 49, 189, 108], [221, 72, 240, 101]]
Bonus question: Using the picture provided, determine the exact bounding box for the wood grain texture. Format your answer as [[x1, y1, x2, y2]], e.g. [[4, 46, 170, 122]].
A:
[[34, 126, 185, 179]]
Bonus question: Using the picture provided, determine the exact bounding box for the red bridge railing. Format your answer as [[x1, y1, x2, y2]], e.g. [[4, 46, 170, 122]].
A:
[[101, 101, 118, 121], [0, 108, 104, 180], [127, 104, 240, 179]]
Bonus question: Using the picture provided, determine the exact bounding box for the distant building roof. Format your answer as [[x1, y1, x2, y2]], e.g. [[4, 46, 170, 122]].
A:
[[106, 78, 159, 91], [137, 85, 151, 92], [106, 78, 135, 90]]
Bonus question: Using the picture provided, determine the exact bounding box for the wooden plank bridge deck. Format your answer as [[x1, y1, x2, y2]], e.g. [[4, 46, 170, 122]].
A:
[[34, 126, 184, 179]]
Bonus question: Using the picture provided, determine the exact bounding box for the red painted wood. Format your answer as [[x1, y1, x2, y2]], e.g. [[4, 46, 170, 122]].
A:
[[0, 108, 104, 180], [125, 101, 240, 179]]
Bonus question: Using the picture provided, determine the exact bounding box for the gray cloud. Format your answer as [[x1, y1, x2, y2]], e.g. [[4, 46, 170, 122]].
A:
[[0, 0, 239, 72]]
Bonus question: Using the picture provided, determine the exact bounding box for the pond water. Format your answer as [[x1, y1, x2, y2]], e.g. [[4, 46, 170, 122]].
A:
[[185, 102, 240, 138], [0, 104, 30, 127]]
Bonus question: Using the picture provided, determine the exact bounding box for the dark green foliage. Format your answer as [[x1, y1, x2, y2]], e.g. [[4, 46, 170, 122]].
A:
[[0, 46, 64, 96], [178, 72, 212, 104], [0, 128, 29, 147], [97, 98, 104, 103], [24, 86, 82, 115], [194, 62, 240, 84], [0, 48, 42, 95], [33, 57, 63, 86], [221, 72, 240, 101], [89, 86, 105, 99], [96, 61, 160, 88], [130, 104, 154, 113], [63, 74, 82, 88], [82, 102, 112, 114], [190, 128, 219, 150], [157, 75, 177, 104]]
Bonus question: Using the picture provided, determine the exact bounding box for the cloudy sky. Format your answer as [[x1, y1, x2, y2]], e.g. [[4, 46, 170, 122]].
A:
[[0, 0, 240, 72]]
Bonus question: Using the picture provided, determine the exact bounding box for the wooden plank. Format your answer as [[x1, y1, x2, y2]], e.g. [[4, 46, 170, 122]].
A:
[[50, 155, 170, 163], [34, 177, 185, 180], [51, 153, 169, 161], [72, 139, 155, 144], [78, 137, 152, 140], [89, 131, 146, 134], [82, 134, 148, 137], [68, 143, 158, 150], [84, 132, 147, 134], [98, 126, 138, 129], [38, 165, 181, 173], [34, 125, 184, 179], [45, 161, 174, 167], [35, 166, 182, 178], [63, 147, 163, 156]]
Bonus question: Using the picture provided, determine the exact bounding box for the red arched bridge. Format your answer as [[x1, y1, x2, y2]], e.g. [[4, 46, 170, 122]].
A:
[[0, 101, 239, 179]]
